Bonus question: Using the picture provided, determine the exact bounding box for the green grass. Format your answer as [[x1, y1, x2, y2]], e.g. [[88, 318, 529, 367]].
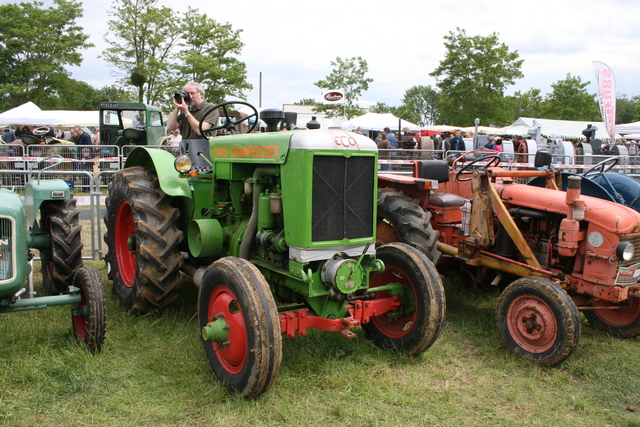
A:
[[1, 261, 640, 427]]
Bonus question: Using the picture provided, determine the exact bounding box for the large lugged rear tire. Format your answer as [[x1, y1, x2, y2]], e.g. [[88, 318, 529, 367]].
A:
[[377, 188, 441, 264], [104, 167, 184, 313], [497, 277, 580, 365], [362, 242, 446, 355], [198, 257, 282, 398], [41, 199, 83, 295]]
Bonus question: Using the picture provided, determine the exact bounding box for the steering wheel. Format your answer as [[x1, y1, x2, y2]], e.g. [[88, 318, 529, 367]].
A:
[[32, 126, 50, 136], [582, 156, 619, 178], [456, 155, 501, 181], [122, 128, 145, 144], [199, 101, 259, 138]]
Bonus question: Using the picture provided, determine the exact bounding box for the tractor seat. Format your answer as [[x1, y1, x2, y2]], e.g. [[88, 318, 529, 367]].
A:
[[414, 160, 450, 183], [180, 139, 212, 174], [428, 192, 467, 208]]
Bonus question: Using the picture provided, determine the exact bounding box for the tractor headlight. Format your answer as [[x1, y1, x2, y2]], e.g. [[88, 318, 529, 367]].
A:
[[174, 155, 192, 174], [616, 241, 635, 261]]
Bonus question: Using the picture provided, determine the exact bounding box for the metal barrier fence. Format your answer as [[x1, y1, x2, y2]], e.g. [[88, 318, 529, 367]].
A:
[[2, 144, 639, 262]]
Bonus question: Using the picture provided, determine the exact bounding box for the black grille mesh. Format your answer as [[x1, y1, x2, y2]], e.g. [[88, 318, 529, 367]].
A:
[[312, 156, 374, 242]]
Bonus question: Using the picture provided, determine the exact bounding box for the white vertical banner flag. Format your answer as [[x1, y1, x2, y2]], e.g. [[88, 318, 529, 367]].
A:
[[592, 61, 616, 140]]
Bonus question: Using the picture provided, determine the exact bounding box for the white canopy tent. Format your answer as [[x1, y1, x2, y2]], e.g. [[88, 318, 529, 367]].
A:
[[0, 102, 65, 126], [41, 110, 99, 128], [616, 121, 640, 135], [341, 113, 421, 132]]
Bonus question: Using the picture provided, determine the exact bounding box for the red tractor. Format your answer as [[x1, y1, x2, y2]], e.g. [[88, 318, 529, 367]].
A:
[[377, 150, 640, 365]]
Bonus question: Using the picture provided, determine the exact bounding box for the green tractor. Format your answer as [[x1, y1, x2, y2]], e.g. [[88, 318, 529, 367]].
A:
[[103, 102, 446, 397], [0, 156, 106, 353], [99, 102, 166, 147]]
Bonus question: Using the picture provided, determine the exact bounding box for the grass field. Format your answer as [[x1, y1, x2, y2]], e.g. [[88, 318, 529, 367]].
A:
[[1, 258, 640, 427]]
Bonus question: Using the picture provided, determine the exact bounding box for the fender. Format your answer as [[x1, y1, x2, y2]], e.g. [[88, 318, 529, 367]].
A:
[[124, 147, 192, 199]]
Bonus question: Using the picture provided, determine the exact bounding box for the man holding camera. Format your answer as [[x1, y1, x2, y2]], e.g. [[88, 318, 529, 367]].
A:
[[166, 81, 219, 140]]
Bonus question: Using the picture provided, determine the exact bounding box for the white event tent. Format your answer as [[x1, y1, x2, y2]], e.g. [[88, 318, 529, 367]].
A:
[[341, 112, 421, 132], [616, 121, 640, 135], [0, 102, 98, 127]]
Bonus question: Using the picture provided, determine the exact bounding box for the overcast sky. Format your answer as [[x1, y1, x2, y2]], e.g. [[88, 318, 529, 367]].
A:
[[6, 0, 640, 123]]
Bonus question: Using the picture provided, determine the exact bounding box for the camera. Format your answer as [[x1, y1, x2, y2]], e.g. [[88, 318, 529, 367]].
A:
[[174, 91, 191, 104]]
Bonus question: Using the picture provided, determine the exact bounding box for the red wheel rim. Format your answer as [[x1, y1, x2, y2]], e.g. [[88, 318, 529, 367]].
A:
[[507, 295, 557, 353], [73, 284, 88, 341], [208, 286, 247, 374], [115, 200, 136, 288], [368, 266, 417, 338], [592, 299, 640, 326]]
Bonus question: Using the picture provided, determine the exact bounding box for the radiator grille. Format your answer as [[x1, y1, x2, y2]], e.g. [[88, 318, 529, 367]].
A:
[[0, 217, 13, 281], [312, 156, 374, 242]]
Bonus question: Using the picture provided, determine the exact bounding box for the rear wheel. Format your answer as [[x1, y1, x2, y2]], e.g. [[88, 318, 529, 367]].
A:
[[362, 243, 446, 355], [71, 266, 107, 354], [104, 167, 184, 313], [583, 299, 640, 338], [377, 188, 441, 264], [198, 257, 282, 397], [41, 199, 83, 295], [497, 277, 580, 365]]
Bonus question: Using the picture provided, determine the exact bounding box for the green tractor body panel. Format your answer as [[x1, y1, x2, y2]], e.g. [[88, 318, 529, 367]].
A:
[[24, 179, 70, 227], [99, 102, 166, 147], [0, 189, 29, 298]]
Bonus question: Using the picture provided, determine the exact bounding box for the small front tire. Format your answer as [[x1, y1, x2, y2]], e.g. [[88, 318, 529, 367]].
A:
[[71, 266, 107, 354], [497, 277, 580, 365]]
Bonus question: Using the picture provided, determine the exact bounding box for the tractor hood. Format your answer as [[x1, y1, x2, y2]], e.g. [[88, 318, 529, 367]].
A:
[[495, 183, 640, 234], [210, 129, 377, 164]]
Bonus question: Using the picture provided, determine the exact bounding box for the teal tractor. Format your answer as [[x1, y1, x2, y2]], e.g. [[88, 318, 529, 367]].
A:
[[0, 157, 106, 353], [103, 102, 446, 397]]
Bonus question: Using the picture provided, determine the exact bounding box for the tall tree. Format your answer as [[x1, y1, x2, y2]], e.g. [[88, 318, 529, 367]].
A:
[[174, 8, 252, 104], [103, 0, 181, 104], [0, 0, 93, 111], [508, 88, 544, 120], [430, 28, 523, 126], [542, 73, 600, 121], [400, 85, 440, 126], [370, 102, 395, 114], [616, 94, 640, 124], [314, 56, 373, 120]]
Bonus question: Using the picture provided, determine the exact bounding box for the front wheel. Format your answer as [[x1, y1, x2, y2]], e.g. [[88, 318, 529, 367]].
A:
[[583, 298, 640, 338], [496, 277, 580, 365], [198, 257, 282, 398], [362, 243, 446, 355], [71, 266, 107, 354], [41, 199, 83, 295]]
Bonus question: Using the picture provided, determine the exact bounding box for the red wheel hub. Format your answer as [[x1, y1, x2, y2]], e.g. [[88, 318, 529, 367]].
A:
[[73, 286, 88, 340], [115, 200, 136, 288], [368, 266, 417, 337], [207, 286, 247, 374], [507, 295, 557, 353]]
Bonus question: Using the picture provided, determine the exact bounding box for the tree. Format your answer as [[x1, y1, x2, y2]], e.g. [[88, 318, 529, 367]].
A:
[[174, 8, 252, 104], [430, 28, 523, 126], [0, 0, 93, 111], [103, 0, 181, 104], [542, 73, 600, 121], [295, 98, 318, 105], [314, 56, 373, 120], [616, 94, 640, 124], [508, 88, 544, 120], [399, 85, 440, 126], [370, 102, 395, 114]]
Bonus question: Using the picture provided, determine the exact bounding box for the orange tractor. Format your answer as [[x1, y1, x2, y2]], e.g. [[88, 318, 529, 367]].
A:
[[377, 150, 640, 365]]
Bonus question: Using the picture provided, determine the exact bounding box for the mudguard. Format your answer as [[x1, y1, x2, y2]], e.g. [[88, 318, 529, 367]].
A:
[[124, 147, 192, 199]]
